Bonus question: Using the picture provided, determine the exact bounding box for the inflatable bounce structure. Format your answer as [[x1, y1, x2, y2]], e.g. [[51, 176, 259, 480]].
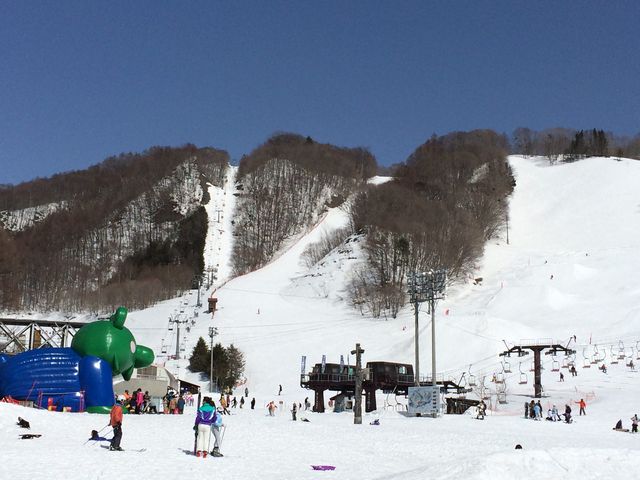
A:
[[0, 307, 154, 413]]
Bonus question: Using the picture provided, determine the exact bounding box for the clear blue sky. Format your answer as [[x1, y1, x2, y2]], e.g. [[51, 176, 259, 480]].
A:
[[1, 1, 638, 184]]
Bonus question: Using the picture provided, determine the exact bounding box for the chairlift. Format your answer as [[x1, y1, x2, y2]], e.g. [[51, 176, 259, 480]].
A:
[[458, 373, 467, 389], [610, 345, 619, 364], [497, 392, 507, 404], [495, 372, 505, 384], [591, 345, 600, 364], [529, 361, 535, 372], [161, 345, 167, 354], [518, 362, 528, 385], [468, 365, 477, 387], [582, 348, 591, 368], [551, 359, 560, 372], [168, 323, 174, 331], [617, 341, 626, 360], [503, 360, 512, 374], [561, 357, 570, 369]]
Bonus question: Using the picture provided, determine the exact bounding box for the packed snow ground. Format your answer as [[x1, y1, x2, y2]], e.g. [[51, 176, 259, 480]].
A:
[[3, 155, 640, 479]]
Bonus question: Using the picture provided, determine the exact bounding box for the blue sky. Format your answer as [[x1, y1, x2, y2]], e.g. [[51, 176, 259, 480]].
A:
[[1, 1, 638, 184]]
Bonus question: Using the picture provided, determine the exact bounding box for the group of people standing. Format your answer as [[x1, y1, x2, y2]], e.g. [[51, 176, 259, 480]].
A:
[[525, 399, 579, 423]]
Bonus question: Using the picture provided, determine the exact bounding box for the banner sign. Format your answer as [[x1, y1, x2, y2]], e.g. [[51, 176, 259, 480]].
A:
[[408, 386, 441, 416]]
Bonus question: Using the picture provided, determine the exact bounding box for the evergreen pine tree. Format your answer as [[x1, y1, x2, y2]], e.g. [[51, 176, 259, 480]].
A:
[[188, 337, 210, 373]]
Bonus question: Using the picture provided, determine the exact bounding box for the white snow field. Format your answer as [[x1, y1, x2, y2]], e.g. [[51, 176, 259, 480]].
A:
[[3, 155, 640, 479]]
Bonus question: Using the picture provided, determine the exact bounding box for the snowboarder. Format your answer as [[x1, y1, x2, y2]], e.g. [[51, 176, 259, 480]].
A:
[[194, 397, 216, 458], [631, 415, 639, 433], [251, 397, 256, 410], [109, 399, 123, 451], [292, 402, 297, 421]]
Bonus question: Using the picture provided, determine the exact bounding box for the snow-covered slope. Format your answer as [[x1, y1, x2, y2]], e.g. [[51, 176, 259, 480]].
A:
[[4, 155, 640, 479]]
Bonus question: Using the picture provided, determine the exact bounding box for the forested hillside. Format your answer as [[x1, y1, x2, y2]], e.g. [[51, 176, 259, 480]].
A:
[[231, 134, 376, 274], [347, 130, 515, 318], [0, 145, 228, 312]]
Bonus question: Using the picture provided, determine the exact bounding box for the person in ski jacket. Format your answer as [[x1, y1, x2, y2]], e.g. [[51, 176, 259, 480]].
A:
[[268, 401, 277, 416], [244, 387, 249, 398], [177, 395, 186, 414], [576, 399, 586, 415], [219, 395, 230, 415], [524, 401, 529, 419], [477, 400, 486, 419], [551, 405, 561, 422], [135, 389, 144, 414], [292, 402, 297, 421], [194, 397, 216, 458], [529, 400, 535, 419], [533, 403, 541, 420], [631, 415, 639, 433], [109, 399, 123, 451], [564, 404, 572, 423], [240, 396, 245, 408], [250, 397, 256, 410]]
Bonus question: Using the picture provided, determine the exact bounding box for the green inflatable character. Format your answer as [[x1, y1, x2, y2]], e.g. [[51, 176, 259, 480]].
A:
[[71, 306, 154, 412]]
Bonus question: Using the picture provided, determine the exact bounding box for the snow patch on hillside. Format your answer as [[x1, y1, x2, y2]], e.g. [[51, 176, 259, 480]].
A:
[[0, 201, 68, 231]]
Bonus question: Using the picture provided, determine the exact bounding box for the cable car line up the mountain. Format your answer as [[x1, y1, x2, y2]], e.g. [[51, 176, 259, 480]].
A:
[[499, 339, 576, 398]]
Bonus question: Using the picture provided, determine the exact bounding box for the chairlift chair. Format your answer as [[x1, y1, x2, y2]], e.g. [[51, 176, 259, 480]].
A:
[[591, 345, 600, 364], [561, 357, 570, 369], [503, 361, 512, 374], [495, 372, 505, 384], [518, 362, 528, 385], [610, 345, 619, 364], [529, 361, 535, 372], [161, 345, 167, 354], [168, 323, 174, 331], [636, 341, 640, 360], [582, 348, 591, 368], [617, 341, 626, 360], [551, 359, 560, 372], [468, 374, 477, 387]]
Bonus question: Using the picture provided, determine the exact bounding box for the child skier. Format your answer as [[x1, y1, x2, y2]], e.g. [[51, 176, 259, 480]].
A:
[[631, 415, 639, 433], [109, 399, 124, 451]]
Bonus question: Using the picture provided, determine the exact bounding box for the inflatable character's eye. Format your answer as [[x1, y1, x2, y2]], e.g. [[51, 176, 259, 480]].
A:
[[130, 341, 136, 353]]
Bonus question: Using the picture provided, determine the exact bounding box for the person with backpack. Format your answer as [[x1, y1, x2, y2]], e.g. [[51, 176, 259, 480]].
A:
[[194, 397, 216, 458], [109, 399, 124, 451]]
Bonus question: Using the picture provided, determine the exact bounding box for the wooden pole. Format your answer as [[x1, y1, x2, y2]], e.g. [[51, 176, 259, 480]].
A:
[[351, 343, 365, 425]]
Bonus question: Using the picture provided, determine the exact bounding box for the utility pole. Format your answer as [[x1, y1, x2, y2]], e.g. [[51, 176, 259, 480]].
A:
[[208, 326, 218, 393], [351, 343, 365, 425], [168, 314, 189, 360], [196, 275, 203, 308], [408, 270, 447, 389]]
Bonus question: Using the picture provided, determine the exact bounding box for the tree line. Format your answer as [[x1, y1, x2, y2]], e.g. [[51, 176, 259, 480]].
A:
[[188, 337, 245, 392], [0, 145, 228, 312]]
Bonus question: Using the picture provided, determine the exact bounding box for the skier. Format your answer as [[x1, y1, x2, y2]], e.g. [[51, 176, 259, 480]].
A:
[[177, 395, 186, 414], [244, 387, 249, 398], [219, 395, 230, 415], [529, 400, 535, 419], [524, 402, 529, 419], [268, 401, 277, 416], [194, 397, 215, 458], [564, 404, 572, 423], [250, 397, 256, 410], [559, 372, 564, 382], [305, 397, 310, 410], [109, 399, 124, 451], [278, 384, 282, 396], [533, 402, 541, 420], [576, 398, 586, 416], [240, 397, 245, 408], [477, 400, 486, 420], [292, 402, 297, 421], [210, 409, 224, 457], [232, 397, 237, 408], [631, 415, 639, 433]]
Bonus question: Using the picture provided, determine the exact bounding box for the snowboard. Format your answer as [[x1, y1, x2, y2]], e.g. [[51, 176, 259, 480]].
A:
[[613, 428, 630, 432], [18, 434, 41, 439]]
